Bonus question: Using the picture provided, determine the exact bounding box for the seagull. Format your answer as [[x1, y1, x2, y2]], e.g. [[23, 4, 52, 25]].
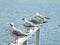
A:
[[10, 22, 28, 44], [22, 18, 39, 32], [22, 18, 37, 27], [31, 12, 47, 23]]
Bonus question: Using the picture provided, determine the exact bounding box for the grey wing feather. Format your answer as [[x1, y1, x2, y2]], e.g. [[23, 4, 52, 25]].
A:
[[12, 30, 27, 36]]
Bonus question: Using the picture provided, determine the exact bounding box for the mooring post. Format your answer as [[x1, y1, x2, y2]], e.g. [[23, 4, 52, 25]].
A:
[[36, 28, 40, 45], [23, 40, 28, 45]]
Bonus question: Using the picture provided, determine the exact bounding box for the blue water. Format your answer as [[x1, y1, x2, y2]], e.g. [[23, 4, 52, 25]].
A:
[[0, 0, 60, 45]]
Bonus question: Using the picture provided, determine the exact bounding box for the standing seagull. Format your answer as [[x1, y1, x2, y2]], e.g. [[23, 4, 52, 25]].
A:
[[22, 18, 39, 32], [30, 12, 47, 24], [10, 22, 28, 44], [22, 18, 38, 27]]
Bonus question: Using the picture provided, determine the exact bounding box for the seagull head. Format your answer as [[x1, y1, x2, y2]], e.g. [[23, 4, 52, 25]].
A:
[[10, 22, 14, 27], [36, 12, 40, 15], [34, 12, 40, 18], [22, 18, 27, 21]]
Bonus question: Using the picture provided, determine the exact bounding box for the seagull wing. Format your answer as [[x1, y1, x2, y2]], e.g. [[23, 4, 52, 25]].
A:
[[24, 20, 35, 27], [10, 27, 28, 37], [12, 30, 27, 36]]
